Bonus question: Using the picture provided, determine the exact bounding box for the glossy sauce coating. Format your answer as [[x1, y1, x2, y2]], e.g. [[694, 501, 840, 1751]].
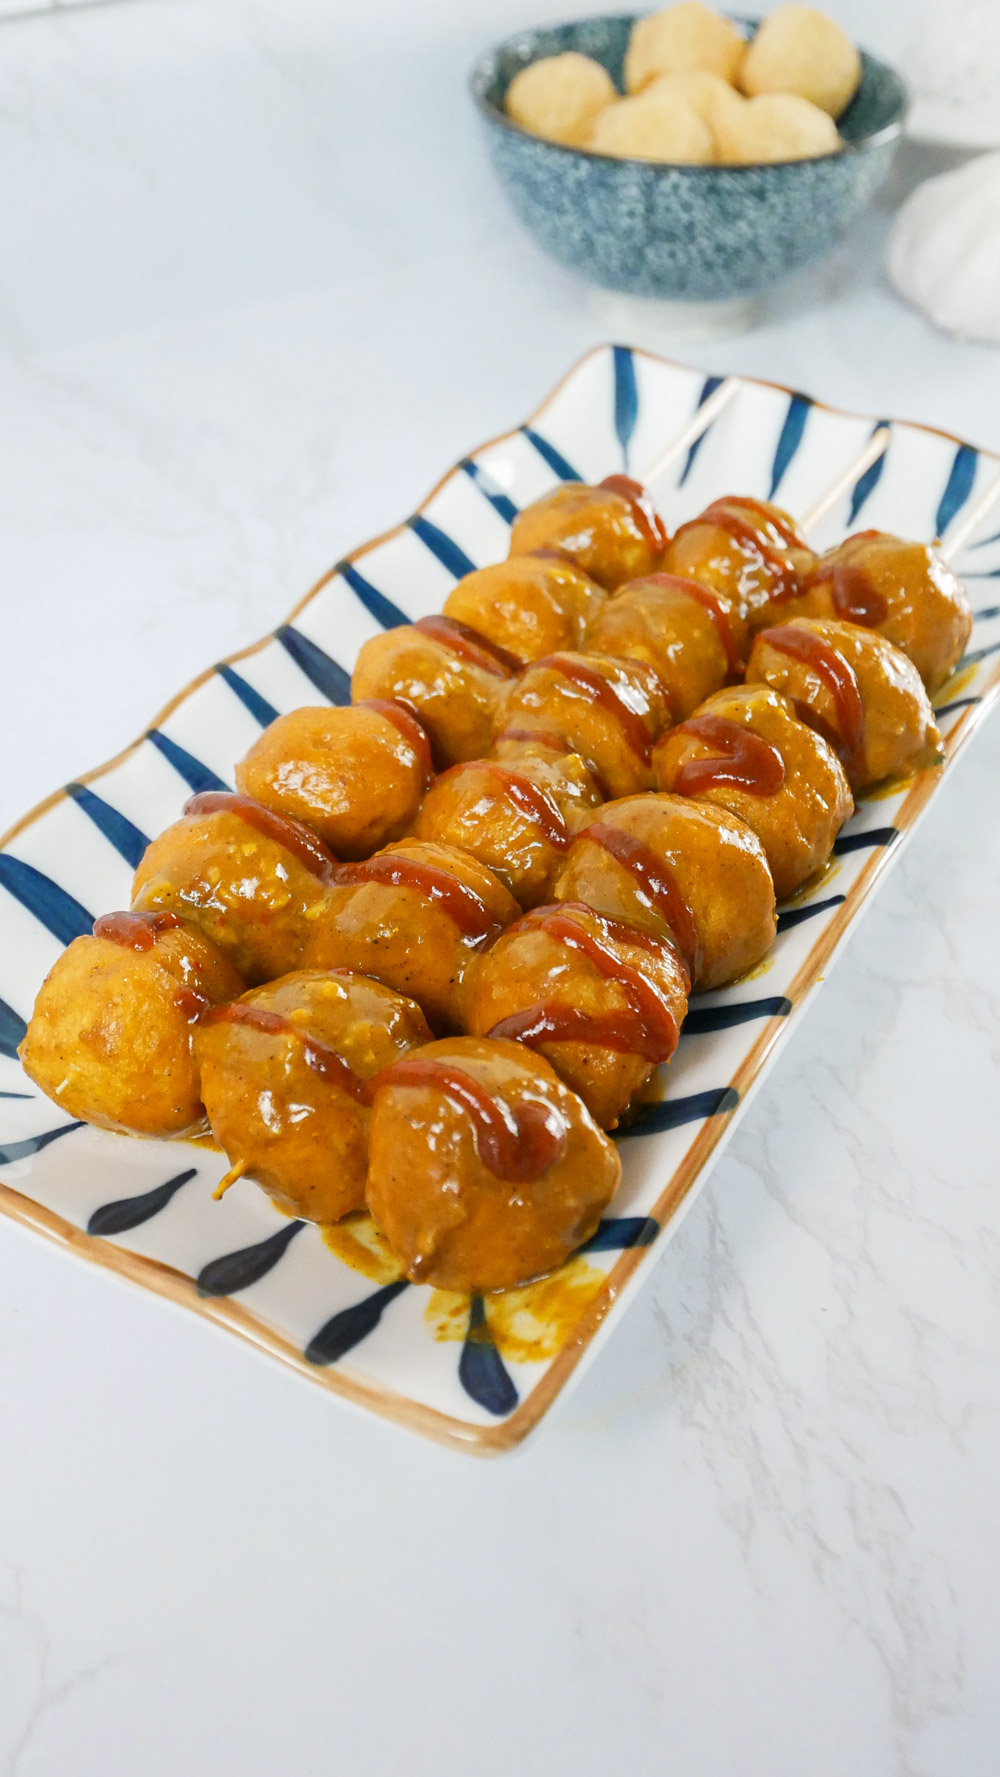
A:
[[668, 713, 786, 798], [755, 623, 866, 781], [301, 839, 519, 1032], [196, 971, 431, 1224], [586, 571, 747, 723], [508, 479, 666, 590], [663, 495, 815, 629], [503, 650, 669, 798], [365, 1036, 621, 1292], [653, 685, 854, 899], [132, 797, 332, 983], [366, 1054, 567, 1182], [235, 701, 432, 857], [554, 794, 777, 991], [19, 920, 242, 1137], [351, 620, 514, 767], [747, 617, 943, 792], [768, 531, 974, 693], [466, 902, 689, 1129], [443, 556, 607, 664]]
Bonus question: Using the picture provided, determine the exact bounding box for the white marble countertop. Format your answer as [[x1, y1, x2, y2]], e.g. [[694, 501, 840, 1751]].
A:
[[1, 2, 999, 1772]]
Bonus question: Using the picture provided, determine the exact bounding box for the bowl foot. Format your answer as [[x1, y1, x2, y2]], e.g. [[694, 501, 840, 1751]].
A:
[[588, 287, 763, 342]]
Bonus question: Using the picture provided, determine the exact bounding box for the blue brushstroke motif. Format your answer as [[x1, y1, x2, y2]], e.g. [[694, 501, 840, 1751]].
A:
[[460, 459, 518, 525], [973, 603, 1000, 620], [934, 696, 981, 718], [957, 636, 1000, 669], [521, 426, 580, 483], [66, 783, 150, 869], [407, 515, 477, 580], [618, 1085, 739, 1139], [87, 1168, 196, 1237], [682, 996, 791, 1036], [196, 1219, 304, 1297], [769, 392, 811, 498], [0, 996, 28, 1060], [613, 344, 638, 470], [847, 423, 889, 524], [0, 1092, 33, 1100], [459, 1296, 519, 1417], [0, 856, 93, 947], [678, 375, 723, 485], [215, 664, 279, 728], [305, 1279, 409, 1366], [0, 1121, 83, 1165], [337, 559, 409, 629], [276, 624, 351, 704], [935, 444, 978, 538], [582, 1215, 658, 1252], [970, 528, 1000, 549], [776, 894, 847, 933], [147, 730, 229, 795], [833, 825, 899, 855]]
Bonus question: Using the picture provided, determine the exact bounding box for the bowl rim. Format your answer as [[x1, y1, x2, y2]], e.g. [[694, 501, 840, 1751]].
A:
[[468, 10, 909, 173]]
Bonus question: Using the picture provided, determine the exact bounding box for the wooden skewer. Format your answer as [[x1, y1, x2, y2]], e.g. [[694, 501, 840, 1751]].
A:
[[937, 465, 1000, 561], [641, 377, 742, 494], [212, 1158, 249, 1201], [798, 426, 892, 539]]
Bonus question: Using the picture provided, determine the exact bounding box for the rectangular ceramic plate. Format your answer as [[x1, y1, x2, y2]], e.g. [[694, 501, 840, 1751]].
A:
[[1, 345, 998, 1455]]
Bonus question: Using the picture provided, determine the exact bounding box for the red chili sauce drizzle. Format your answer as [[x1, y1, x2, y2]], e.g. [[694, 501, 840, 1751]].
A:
[[202, 1002, 366, 1099], [759, 625, 867, 780], [94, 910, 182, 951], [632, 572, 744, 676], [804, 548, 890, 626], [582, 821, 702, 982], [434, 761, 569, 850], [533, 654, 655, 765], [488, 904, 682, 1062], [412, 614, 521, 678], [599, 475, 669, 555], [360, 698, 434, 786], [692, 497, 804, 603], [183, 791, 335, 882], [365, 1055, 567, 1183], [669, 714, 785, 799], [331, 854, 501, 940]]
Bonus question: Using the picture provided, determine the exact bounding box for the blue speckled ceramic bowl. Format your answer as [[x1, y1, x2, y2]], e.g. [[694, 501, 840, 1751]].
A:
[[470, 14, 907, 300]]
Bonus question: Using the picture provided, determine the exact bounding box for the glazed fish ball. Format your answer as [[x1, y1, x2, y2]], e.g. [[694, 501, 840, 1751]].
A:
[[196, 971, 430, 1225], [19, 912, 242, 1138], [554, 793, 777, 990], [351, 616, 516, 768], [413, 744, 601, 909], [585, 571, 748, 721], [132, 792, 334, 984], [443, 556, 606, 665], [739, 4, 861, 118], [625, 3, 745, 93], [503, 651, 670, 799], [747, 618, 943, 791], [301, 839, 519, 1033], [365, 1036, 621, 1292], [465, 901, 690, 1130], [653, 684, 853, 898], [509, 477, 667, 591], [775, 532, 974, 694], [714, 91, 841, 162], [506, 51, 617, 148], [235, 701, 431, 858], [589, 92, 714, 163]]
